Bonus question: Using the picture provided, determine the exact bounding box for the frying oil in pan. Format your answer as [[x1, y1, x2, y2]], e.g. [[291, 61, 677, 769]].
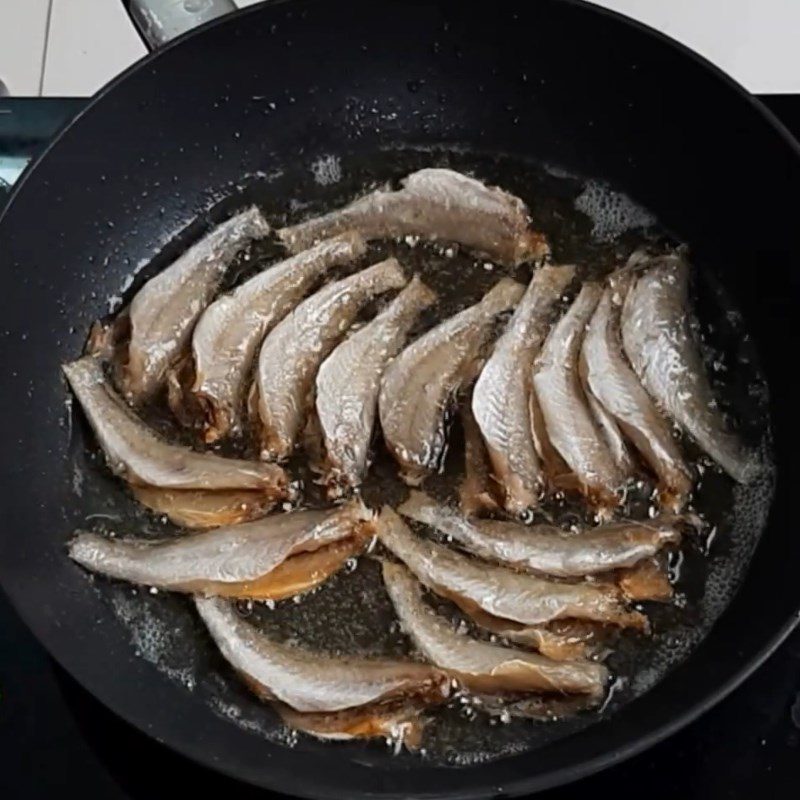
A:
[[69, 147, 774, 765]]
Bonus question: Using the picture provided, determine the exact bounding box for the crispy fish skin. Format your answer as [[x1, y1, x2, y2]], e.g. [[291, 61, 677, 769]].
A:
[[277, 701, 431, 748], [64, 356, 287, 493], [123, 207, 270, 402], [255, 258, 407, 461], [382, 560, 608, 697], [533, 283, 629, 506], [621, 253, 757, 483], [459, 607, 603, 661], [278, 168, 550, 266], [582, 277, 693, 506], [377, 507, 645, 629], [379, 278, 525, 485], [398, 491, 681, 578], [69, 501, 371, 596], [190, 232, 366, 442], [316, 275, 437, 493], [195, 596, 450, 713], [472, 265, 576, 513], [130, 486, 276, 529], [459, 398, 502, 516]]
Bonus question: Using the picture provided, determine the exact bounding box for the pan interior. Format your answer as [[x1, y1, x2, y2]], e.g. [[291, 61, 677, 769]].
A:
[[66, 146, 774, 766]]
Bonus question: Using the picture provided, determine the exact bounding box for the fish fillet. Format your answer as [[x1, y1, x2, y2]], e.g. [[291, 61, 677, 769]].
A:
[[533, 283, 629, 506], [195, 596, 450, 713], [398, 491, 681, 577], [278, 168, 549, 266], [123, 207, 270, 402], [63, 356, 287, 493], [621, 252, 757, 483], [190, 232, 366, 442], [472, 265, 576, 513], [69, 501, 372, 597], [316, 275, 436, 493], [376, 507, 645, 628], [382, 560, 608, 697], [582, 274, 692, 506], [379, 278, 525, 485], [255, 258, 407, 461]]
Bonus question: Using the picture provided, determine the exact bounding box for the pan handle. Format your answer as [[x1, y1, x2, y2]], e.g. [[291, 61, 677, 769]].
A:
[[126, 0, 238, 51]]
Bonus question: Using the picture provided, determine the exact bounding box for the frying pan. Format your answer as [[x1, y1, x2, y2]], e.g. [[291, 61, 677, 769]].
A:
[[1, 1, 799, 796]]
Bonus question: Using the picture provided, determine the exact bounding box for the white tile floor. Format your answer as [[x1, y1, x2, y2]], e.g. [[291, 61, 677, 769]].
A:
[[0, 0, 799, 97]]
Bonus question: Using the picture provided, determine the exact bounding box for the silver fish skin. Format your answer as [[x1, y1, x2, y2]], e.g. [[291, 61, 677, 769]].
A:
[[278, 168, 550, 266], [123, 207, 270, 402], [376, 507, 645, 628], [379, 278, 525, 485], [190, 232, 366, 442], [316, 275, 437, 493], [63, 356, 287, 492], [195, 596, 450, 713], [472, 265, 576, 513], [533, 283, 629, 506], [382, 560, 608, 697], [398, 491, 681, 577], [255, 258, 407, 461], [69, 500, 370, 592], [621, 252, 757, 483], [583, 276, 693, 505]]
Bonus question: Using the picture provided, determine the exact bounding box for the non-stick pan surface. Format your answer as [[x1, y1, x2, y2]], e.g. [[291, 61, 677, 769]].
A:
[[1, 1, 799, 797]]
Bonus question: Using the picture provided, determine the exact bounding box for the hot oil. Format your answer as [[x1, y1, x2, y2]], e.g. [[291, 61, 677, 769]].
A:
[[71, 147, 774, 765]]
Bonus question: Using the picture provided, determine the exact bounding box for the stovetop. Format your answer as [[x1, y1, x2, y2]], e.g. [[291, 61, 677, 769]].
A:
[[1, 96, 799, 799]]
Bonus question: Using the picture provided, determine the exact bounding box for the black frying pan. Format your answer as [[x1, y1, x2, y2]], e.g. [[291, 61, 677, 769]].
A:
[[1, 1, 799, 797]]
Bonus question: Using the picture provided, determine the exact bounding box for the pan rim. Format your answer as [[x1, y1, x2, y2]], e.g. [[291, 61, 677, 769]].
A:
[[1, 0, 799, 797]]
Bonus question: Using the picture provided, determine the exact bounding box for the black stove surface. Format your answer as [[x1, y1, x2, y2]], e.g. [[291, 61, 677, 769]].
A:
[[1, 96, 799, 799]]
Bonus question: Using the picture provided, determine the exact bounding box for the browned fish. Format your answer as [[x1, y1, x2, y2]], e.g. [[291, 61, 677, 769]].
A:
[[69, 501, 372, 599], [278, 168, 550, 266], [472, 265, 576, 513], [458, 398, 501, 517], [63, 356, 288, 494], [379, 278, 525, 485], [255, 258, 407, 461], [376, 507, 646, 629], [382, 560, 608, 698], [195, 596, 450, 713], [122, 207, 270, 402], [130, 486, 276, 529]]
